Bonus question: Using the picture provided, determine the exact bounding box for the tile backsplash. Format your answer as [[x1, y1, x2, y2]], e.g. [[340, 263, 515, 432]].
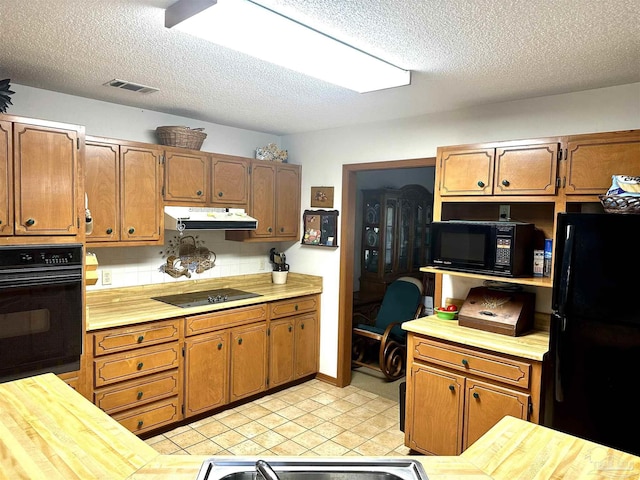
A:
[[87, 230, 280, 290]]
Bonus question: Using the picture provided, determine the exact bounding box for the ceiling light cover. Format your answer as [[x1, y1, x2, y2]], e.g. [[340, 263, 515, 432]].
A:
[[167, 0, 410, 93]]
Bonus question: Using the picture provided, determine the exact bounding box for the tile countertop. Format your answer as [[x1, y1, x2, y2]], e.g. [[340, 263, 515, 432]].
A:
[[2, 374, 638, 480], [86, 273, 323, 331], [402, 315, 550, 361]]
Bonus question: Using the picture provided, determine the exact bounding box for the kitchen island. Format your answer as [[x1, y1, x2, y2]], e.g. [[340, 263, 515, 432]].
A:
[[1, 373, 638, 479]]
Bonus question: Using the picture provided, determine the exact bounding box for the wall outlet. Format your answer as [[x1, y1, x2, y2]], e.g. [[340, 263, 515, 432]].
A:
[[102, 270, 112, 285], [499, 205, 511, 221]]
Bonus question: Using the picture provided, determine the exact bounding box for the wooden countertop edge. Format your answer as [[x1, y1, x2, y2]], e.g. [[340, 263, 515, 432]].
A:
[[402, 315, 549, 361]]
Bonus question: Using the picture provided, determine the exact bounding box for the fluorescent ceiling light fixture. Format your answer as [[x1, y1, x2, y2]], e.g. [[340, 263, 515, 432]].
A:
[[165, 0, 411, 93]]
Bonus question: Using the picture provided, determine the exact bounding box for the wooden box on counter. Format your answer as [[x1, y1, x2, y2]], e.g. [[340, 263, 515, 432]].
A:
[[458, 287, 534, 336]]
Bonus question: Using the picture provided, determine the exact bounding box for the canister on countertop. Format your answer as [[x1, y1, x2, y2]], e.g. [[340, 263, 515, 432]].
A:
[[533, 250, 544, 277], [543, 239, 553, 277]]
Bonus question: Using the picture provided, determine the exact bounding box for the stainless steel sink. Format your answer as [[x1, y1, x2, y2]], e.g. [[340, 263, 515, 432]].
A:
[[196, 457, 428, 480]]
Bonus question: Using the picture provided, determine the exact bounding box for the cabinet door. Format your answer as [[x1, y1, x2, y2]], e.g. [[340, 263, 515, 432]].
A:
[[439, 148, 494, 196], [86, 142, 120, 241], [120, 145, 163, 241], [493, 143, 559, 195], [294, 313, 318, 379], [463, 378, 530, 450], [184, 331, 229, 416], [230, 323, 267, 402], [0, 120, 11, 235], [250, 161, 276, 237], [211, 155, 249, 206], [269, 318, 295, 388], [164, 150, 209, 204], [13, 122, 79, 235], [565, 131, 640, 195], [275, 163, 300, 238], [407, 363, 464, 456]]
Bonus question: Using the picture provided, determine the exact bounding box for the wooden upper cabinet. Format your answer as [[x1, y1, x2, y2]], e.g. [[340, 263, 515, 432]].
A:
[[210, 154, 249, 206], [86, 142, 119, 242], [121, 145, 163, 241], [86, 136, 163, 245], [275, 163, 301, 238], [250, 161, 276, 237], [493, 143, 558, 195], [564, 130, 640, 195], [439, 143, 559, 197], [164, 149, 209, 204], [13, 122, 79, 235], [439, 148, 494, 196], [0, 121, 12, 235]]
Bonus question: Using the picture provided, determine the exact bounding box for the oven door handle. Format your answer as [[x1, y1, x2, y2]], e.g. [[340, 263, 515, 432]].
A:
[[0, 273, 83, 288]]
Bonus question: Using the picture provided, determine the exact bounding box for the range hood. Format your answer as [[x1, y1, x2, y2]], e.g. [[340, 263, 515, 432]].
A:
[[164, 206, 258, 231]]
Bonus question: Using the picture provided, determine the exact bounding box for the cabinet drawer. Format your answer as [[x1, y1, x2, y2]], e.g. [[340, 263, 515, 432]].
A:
[[185, 304, 266, 336], [269, 295, 318, 319], [94, 370, 180, 413], [412, 338, 531, 389], [112, 396, 181, 435], [94, 343, 180, 387], [92, 319, 180, 356]]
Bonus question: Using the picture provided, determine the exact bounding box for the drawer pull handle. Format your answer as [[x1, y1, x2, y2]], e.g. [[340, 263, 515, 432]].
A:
[[238, 338, 242, 345], [294, 304, 299, 311], [137, 362, 144, 370], [106, 228, 113, 234], [137, 335, 144, 343], [137, 391, 143, 400], [449, 385, 455, 392], [217, 342, 223, 350], [501, 179, 510, 187], [137, 420, 144, 428], [461, 359, 469, 367], [473, 392, 480, 400], [477, 180, 485, 188]]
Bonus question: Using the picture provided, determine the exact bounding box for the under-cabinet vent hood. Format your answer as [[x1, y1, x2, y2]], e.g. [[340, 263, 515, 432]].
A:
[[164, 206, 257, 231]]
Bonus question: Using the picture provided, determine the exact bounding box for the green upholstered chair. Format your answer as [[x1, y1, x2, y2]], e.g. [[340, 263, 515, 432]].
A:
[[352, 276, 424, 381]]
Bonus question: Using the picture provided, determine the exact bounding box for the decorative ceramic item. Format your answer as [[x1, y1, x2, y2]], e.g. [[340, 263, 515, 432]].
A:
[[0, 79, 15, 113], [159, 235, 215, 277], [255, 143, 288, 162]]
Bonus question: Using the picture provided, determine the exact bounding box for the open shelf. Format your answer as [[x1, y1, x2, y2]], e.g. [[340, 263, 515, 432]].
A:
[[420, 266, 553, 288]]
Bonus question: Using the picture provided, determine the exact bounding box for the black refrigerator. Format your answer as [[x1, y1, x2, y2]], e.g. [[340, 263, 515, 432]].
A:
[[544, 212, 640, 455]]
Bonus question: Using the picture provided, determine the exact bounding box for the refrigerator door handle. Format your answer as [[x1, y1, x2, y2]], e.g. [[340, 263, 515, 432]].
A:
[[552, 313, 565, 402], [556, 224, 574, 323]]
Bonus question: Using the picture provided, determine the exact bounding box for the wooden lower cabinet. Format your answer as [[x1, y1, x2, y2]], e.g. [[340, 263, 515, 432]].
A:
[[230, 322, 267, 402], [405, 333, 539, 456]]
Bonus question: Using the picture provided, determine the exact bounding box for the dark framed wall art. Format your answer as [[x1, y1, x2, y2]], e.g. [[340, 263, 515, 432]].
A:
[[301, 210, 339, 247]]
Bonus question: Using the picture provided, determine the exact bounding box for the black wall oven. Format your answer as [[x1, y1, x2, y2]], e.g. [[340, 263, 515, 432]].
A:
[[0, 244, 83, 382]]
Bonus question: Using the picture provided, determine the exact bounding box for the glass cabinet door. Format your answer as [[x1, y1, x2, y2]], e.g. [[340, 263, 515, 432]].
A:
[[362, 196, 381, 274], [384, 198, 396, 273]]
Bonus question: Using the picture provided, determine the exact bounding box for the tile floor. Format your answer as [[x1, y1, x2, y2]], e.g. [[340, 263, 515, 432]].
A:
[[145, 378, 410, 457]]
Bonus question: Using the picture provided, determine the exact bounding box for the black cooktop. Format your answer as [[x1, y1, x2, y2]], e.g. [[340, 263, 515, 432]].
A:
[[152, 288, 262, 308]]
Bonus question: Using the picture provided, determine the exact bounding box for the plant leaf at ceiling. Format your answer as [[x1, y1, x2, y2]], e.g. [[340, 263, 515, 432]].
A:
[[0, 79, 15, 114]]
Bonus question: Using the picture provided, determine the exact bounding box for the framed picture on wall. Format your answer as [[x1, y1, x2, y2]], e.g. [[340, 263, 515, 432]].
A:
[[310, 186, 334, 208], [301, 210, 339, 247]]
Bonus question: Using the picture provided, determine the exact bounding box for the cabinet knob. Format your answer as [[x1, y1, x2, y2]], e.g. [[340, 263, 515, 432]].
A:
[[288, 325, 292, 332], [137, 362, 144, 370], [128, 227, 135, 234], [501, 179, 510, 187], [473, 392, 480, 400], [0, 220, 2, 225], [26, 218, 35, 226], [106, 228, 113, 234], [237, 337, 242, 345], [137, 391, 143, 400], [137, 420, 144, 428], [217, 191, 223, 197], [477, 181, 485, 188], [449, 385, 455, 392], [294, 304, 299, 311], [267, 227, 273, 233], [137, 335, 144, 343], [461, 359, 469, 367], [217, 342, 223, 350], [300, 323, 305, 329], [196, 190, 203, 196], [280, 227, 285, 233]]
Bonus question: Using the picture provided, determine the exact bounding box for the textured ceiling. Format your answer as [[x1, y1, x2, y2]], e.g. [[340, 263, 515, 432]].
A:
[[0, 0, 638, 135]]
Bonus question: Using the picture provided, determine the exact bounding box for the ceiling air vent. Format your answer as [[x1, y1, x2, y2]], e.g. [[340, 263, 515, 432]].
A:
[[104, 79, 159, 94]]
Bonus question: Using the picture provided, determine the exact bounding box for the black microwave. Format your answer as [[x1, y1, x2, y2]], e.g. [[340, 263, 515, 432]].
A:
[[429, 220, 534, 277]]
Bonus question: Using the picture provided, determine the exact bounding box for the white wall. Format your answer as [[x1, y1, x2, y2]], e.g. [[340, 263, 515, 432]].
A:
[[8, 82, 640, 380], [282, 83, 640, 378]]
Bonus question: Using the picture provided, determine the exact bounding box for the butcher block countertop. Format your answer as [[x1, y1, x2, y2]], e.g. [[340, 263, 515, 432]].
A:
[[2, 374, 639, 479], [402, 315, 550, 361], [86, 273, 323, 331]]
